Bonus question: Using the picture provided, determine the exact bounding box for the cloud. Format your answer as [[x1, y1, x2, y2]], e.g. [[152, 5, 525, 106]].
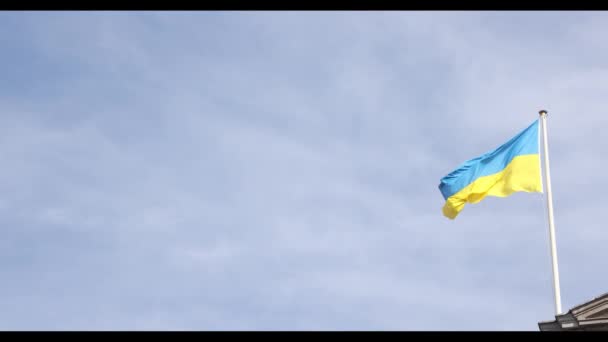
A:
[[0, 11, 607, 330]]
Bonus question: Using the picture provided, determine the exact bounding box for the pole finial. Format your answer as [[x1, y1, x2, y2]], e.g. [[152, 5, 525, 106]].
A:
[[539, 109, 548, 116]]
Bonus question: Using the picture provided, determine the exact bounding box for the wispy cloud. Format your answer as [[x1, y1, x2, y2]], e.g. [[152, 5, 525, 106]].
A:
[[0, 11, 607, 330]]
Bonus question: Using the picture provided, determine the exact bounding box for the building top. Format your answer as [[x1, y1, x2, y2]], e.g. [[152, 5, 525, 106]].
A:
[[539, 293, 608, 331]]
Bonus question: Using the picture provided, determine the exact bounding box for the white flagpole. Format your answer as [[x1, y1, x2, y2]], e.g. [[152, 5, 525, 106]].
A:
[[539, 109, 563, 315]]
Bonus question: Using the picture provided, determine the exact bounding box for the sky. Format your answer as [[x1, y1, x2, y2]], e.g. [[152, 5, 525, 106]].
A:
[[1, 11, 607, 331]]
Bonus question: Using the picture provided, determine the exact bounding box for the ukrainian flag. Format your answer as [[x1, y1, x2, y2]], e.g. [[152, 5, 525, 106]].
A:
[[438, 119, 543, 219]]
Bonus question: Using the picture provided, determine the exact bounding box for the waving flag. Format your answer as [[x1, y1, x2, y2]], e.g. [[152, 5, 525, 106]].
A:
[[438, 119, 543, 219]]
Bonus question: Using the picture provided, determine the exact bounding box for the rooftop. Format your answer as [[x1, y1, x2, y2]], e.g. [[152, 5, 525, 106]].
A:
[[539, 293, 608, 331]]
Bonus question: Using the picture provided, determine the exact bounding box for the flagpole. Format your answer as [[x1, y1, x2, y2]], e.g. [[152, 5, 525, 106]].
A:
[[539, 109, 563, 316]]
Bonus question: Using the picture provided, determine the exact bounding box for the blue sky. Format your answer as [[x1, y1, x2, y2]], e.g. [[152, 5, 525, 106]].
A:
[[1, 11, 607, 330]]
